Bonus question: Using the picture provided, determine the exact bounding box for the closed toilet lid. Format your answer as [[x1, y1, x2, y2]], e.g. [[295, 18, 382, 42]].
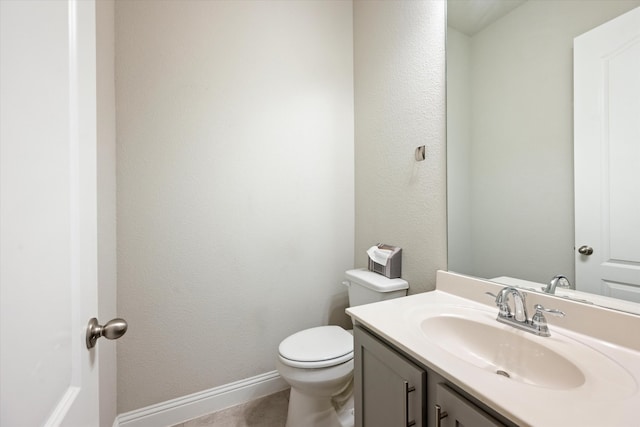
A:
[[279, 326, 353, 369]]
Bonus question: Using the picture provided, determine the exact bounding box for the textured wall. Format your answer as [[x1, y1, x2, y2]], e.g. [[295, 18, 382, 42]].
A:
[[116, 0, 354, 412], [353, 0, 447, 294], [96, 1, 117, 425]]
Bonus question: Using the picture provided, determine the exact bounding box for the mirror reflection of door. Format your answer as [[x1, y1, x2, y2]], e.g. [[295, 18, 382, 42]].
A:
[[574, 7, 640, 302]]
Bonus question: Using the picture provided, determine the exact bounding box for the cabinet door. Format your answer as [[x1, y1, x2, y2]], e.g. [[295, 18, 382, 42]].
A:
[[354, 326, 426, 427], [435, 384, 505, 427]]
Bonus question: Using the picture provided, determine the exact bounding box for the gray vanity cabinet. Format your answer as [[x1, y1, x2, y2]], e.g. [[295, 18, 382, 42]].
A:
[[354, 326, 426, 427], [354, 326, 510, 427], [434, 383, 505, 427]]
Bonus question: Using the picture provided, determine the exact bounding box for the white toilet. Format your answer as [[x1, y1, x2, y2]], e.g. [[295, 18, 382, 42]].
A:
[[276, 268, 409, 427]]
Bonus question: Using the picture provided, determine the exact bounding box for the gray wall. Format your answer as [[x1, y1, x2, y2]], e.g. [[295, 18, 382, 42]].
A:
[[447, 0, 640, 283], [115, 0, 447, 413], [445, 27, 472, 274], [116, 0, 354, 412], [96, 1, 117, 425], [354, 0, 447, 295]]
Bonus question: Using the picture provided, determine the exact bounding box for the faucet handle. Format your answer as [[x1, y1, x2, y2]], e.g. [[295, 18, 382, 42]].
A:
[[534, 304, 565, 318], [531, 304, 565, 337]]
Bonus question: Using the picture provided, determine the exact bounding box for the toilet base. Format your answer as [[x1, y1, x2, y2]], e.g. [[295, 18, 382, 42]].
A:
[[285, 386, 354, 427]]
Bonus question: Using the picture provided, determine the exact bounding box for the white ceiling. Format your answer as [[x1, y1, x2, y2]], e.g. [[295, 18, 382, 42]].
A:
[[447, 0, 527, 36]]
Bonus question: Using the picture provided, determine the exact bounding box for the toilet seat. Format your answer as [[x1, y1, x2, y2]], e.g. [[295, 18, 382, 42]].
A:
[[279, 326, 354, 369]]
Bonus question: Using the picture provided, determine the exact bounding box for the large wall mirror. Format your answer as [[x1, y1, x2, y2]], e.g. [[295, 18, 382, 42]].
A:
[[446, 0, 640, 313]]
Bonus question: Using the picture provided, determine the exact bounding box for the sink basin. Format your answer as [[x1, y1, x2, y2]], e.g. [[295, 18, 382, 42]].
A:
[[421, 315, 585, 389]]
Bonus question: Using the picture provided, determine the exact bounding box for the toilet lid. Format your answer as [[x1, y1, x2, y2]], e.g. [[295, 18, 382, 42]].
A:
[[279, 326, 354, 369]]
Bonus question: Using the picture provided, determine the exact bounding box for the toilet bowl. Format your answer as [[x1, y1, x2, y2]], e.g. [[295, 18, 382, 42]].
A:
[[277, 326, 354, 427], [276, 269, 409, 427]]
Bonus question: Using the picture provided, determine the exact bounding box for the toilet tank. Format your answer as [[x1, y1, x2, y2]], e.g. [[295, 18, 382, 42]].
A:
[[344, 268, 408, 307]]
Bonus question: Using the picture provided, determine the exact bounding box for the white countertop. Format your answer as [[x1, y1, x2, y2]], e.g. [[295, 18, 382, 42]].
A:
[[346, 271, 640, 427]]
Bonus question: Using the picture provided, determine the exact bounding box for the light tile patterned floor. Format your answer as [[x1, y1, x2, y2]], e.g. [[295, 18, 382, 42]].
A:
[[171, 389, 290, 427]]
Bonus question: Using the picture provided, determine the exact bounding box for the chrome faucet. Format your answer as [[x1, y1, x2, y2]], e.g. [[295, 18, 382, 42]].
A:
[[544, 274, 572, 294], [495, 286, 528, 322], [486, 286, 565, 337]]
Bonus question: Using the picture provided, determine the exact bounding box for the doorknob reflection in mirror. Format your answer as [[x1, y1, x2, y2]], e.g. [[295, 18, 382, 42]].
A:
[[86, 317, 128, 349], [578, 245, 593, 256]]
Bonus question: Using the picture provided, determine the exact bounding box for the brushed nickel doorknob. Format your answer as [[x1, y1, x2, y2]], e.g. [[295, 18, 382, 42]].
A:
[[86, 317, 128, 349], [578, 245, 594, 256]]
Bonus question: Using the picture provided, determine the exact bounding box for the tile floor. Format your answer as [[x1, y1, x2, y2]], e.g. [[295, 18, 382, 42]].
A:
[[171, 389, 290, 427]]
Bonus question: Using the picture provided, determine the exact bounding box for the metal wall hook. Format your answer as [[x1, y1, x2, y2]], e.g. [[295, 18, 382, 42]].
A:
[[415, 145, 426, 161], [86, 317, 128, 349]]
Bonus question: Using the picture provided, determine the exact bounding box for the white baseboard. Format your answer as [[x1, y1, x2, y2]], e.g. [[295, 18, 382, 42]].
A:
[[114, 371, 288, 427]]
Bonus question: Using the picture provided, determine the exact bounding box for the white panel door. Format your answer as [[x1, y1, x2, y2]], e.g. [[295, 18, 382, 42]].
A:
[[1, 0, 100, 425], [574, 7, 640, 302]]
